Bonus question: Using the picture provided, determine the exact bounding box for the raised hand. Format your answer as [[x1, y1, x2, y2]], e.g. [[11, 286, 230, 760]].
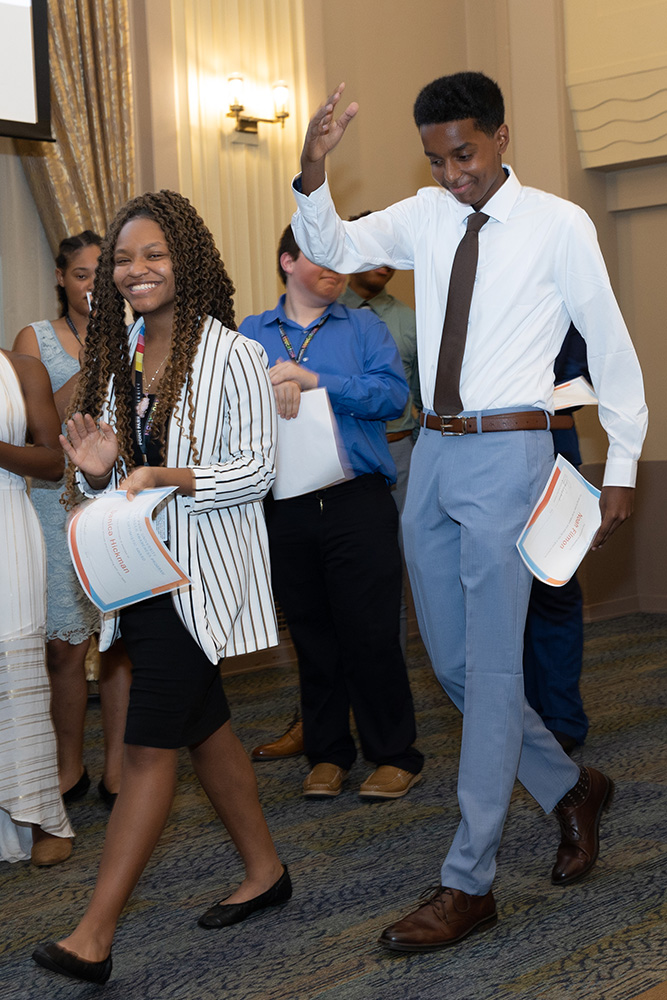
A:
[[60, 412, 118, 481], [301, 83, 359, 195]]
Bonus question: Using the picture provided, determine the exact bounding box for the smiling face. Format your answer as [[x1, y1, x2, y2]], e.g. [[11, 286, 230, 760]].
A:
[[420, 118, 509, 211], [56, 244, 100, 317], [113, 216, 176, 321]]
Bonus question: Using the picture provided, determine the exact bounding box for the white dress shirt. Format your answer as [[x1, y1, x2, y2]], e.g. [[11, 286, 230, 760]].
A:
[[291, 168, 647, 487]]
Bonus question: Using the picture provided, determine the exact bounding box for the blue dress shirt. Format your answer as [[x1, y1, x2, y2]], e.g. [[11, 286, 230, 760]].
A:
[[240, 297, 408, 483]]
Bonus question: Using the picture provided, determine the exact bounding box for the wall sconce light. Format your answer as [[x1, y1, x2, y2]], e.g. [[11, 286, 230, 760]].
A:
[[227, 74, 290, 133]]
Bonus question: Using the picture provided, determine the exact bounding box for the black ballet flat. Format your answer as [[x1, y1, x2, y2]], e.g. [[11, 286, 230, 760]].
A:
[[62, 768, 90, 805], [32, 941, 112, 984], [97, 778, 117, 810], [198, 865, 292, 929]]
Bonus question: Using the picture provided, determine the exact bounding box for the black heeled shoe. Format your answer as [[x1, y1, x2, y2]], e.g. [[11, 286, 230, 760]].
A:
[[98, 778, 117, 810], [198, 865, 292, 929], [32, 942, 112, 984], [62, 768, 90, 805]]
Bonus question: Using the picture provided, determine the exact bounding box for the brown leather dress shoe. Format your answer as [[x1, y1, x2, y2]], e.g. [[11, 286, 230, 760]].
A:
[[551, 765, 614, 885], [251, 716, 304, 761], [359, 766, 421, 799], [379, 886, 497, 952], [302, 763, 348, 797]]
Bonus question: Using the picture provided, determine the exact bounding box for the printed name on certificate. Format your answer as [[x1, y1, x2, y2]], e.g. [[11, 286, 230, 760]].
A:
[[68, 487, 191, 612], [516, 455, 601, 586]]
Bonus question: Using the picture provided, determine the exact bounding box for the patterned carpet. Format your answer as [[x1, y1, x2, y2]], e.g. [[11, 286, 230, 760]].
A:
[[1, 613, 666, 1000]]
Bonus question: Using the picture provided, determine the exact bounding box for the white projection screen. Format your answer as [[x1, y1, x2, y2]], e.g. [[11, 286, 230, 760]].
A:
[[0, 0, 51, 141]]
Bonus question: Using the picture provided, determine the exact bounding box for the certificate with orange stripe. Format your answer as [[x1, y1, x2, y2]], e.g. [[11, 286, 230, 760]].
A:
[[67, 487, 191, 612], [516, 456, 601, 586]]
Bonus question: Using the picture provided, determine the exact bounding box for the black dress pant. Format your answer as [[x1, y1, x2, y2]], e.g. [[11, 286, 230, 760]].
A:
[[265, 474, 423, 774]]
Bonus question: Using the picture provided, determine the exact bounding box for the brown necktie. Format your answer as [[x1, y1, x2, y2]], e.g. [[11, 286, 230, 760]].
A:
[[433, 211, 489, 416]]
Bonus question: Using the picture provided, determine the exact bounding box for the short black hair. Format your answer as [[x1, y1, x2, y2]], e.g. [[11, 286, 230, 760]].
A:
[[278, 225, 301, 285], [413, 72, 505, 136]]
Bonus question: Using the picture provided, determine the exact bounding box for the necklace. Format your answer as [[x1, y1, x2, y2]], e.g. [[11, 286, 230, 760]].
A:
[[64, 314, 83, 345], [133, 330, 162, 462], [142, 354, 168, 394]]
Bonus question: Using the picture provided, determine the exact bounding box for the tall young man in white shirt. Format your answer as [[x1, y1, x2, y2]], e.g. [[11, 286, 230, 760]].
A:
[[290, 71, 648, 950]]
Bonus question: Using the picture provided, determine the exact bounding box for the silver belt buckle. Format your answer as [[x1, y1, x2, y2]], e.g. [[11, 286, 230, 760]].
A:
[[439, 415, 466, 436]]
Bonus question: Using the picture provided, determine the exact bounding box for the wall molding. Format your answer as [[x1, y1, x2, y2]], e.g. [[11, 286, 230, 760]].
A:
[[564, 0, 667, 170]]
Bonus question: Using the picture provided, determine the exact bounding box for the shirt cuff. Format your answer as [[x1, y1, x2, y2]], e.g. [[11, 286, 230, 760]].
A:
[[76, 469, 115, 498], [179, 465, 215, 511], [602, 458, 637, 488], [291, 172, 329, 201]]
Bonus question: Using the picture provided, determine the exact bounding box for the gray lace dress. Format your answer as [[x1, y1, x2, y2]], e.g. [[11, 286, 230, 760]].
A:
[[28, 321, 99, 643]]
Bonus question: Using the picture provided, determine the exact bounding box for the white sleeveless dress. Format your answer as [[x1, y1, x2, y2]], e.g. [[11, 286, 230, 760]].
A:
[[0, 351, 74, 861]]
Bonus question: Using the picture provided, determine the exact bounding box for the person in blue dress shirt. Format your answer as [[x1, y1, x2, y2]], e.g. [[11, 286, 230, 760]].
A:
[[241, 226, 423, 801]]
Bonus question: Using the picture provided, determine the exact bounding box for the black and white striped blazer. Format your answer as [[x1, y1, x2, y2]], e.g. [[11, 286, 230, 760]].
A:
[[86, 316, 279, 663]]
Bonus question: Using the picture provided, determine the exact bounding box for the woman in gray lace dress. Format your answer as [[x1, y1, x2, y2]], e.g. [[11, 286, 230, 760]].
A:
[[13, 232, 131, 809]]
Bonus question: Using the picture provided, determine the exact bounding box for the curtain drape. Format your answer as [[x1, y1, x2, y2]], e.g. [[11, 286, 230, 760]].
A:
[[14, 0, 135, 252]]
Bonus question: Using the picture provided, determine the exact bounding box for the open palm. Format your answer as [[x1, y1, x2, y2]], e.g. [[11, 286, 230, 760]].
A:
[[60, 412, 118, 479], [302, 83, 359, 163]]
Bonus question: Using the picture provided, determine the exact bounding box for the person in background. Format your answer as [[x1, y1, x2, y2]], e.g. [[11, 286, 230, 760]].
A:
[[0, 348, 73, 867], [340, 211, 421, 523], [242, 226, 423, 801], [32, 190, 289, 986], [13, 231, 132, 810], [340, 210, 421, 653], [252, 219, 421, 762], [524, 325, 591, 754]]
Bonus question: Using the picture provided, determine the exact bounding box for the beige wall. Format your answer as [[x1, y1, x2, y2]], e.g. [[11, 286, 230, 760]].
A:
[[614, 205, 667, 465], [132, 0, 314, 324], [306, 0, 467, 307], [564, 0, 667, 169], [0, 138, 56, 348]]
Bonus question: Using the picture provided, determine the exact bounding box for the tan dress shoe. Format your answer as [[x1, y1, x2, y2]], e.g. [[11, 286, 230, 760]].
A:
[[31, 834, 73, 867], [359, 765, 421, 799], [379, 886, 497, 952], [552, 765, 614, 885], [302, 763, 348, 797], [251, 716, 304, 760]]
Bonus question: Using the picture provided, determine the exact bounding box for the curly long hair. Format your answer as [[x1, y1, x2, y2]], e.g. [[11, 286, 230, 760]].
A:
[[64, 190, 236, 507]]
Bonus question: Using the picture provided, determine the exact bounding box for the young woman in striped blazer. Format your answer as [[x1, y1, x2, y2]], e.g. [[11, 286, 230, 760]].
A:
[[33, 191, 291, 985]]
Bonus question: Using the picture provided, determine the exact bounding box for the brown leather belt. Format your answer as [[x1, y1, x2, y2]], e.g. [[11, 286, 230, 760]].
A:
[[386, 429, 414, 443], [419, 410, 574, 436]]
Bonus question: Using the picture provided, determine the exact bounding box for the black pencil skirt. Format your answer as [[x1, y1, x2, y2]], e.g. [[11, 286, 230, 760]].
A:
[[119, 592, 230, 749]]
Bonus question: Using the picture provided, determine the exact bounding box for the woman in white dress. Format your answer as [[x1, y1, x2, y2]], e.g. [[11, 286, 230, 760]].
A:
[[0, 348, 74, 865]]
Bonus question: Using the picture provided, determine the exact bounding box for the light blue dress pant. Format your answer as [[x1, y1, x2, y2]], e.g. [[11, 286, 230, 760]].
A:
[[402, 416, 580, 895]]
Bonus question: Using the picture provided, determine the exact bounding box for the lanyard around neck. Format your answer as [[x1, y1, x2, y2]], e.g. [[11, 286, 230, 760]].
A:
[[277, 313, 330, 363], [133, 329, 158, 465]]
